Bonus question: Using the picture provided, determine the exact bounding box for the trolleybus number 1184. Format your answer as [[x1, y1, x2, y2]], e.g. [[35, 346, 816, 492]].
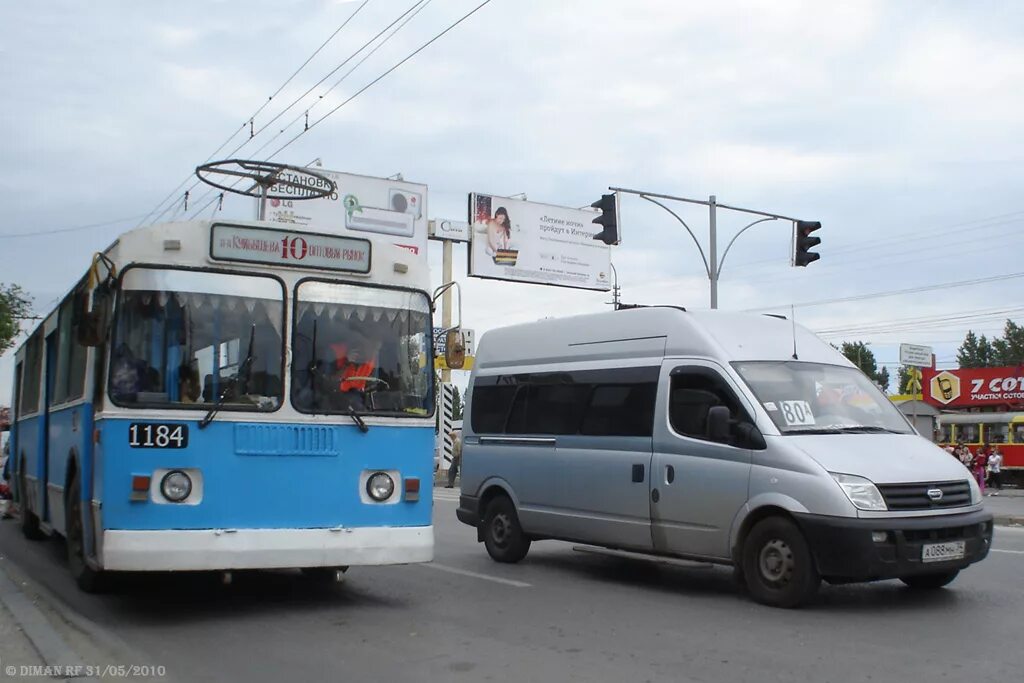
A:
[[128, 423, 189, 449]]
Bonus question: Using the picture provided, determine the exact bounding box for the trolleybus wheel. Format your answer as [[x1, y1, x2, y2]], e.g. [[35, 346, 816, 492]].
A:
[[900, 571, 959, 590], [742, 516, 820, 608], [66, 475, 106, 593], [482, 495, 531, 563]]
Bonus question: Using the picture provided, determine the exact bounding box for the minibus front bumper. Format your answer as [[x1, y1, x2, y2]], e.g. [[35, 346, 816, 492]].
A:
[[100, 526, 434, 571], [456, 494, 480, 528], [794, 509, 993, 581]]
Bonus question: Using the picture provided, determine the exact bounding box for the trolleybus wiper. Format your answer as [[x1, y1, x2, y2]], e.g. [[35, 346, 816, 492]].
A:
[[347, 406, 369, 433], [199, 330, 256, 430]]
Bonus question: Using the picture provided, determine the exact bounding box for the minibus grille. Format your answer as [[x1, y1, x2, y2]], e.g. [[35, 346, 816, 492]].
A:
[[876, 480, 972, 511]]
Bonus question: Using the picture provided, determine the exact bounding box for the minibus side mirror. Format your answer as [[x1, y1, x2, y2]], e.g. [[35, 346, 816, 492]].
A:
[[707, 406, 731, 443], [445, 330, 466, 370], [735, 422, 767, 450]]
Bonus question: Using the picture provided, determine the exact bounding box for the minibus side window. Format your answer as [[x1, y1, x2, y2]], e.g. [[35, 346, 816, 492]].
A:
[[470, 384, 518, 434], [669, 369, 748, 442], [580, 384, 656, 437], [505, 384, 590, 435]]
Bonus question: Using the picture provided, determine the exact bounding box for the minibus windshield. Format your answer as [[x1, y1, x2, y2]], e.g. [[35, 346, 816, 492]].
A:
[[732, 361, 913, 435]]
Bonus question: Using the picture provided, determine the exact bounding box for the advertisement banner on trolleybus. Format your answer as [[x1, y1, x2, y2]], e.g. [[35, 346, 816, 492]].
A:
[[262, 168, 428, 257]]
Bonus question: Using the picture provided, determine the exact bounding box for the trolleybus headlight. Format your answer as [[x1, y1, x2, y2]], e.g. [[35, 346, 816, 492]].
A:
[[160, 470, 193, 502], [366, 472, 395, 501]]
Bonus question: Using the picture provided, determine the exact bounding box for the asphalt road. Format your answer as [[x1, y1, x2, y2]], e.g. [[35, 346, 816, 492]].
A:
[[1, 493, 1023, 683]]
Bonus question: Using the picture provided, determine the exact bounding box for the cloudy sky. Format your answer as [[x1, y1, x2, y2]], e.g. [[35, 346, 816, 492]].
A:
[[2, 0, 1024, 403]]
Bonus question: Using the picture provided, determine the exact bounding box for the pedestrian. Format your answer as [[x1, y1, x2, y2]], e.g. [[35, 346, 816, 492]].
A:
[[446, 428, 462, 488], [987, 445, 1004, 496], [958, 443, 973, 470], [972, 444, 989, 495]]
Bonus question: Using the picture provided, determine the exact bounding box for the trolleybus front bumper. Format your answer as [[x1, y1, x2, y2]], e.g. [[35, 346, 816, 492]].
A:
[[99, 525, 433, 571]]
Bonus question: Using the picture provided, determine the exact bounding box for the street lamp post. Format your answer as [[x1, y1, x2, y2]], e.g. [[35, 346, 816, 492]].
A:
[[610, 187, 812, 309]]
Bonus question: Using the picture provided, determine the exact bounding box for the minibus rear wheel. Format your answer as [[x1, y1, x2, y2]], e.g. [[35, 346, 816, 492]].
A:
[[482, 495, 531, 563], [742, 516, 820, 608]]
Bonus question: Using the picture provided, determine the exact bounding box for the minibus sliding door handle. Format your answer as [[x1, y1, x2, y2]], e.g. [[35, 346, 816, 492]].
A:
[[632, 464, 644, 483], [479, 436, 556, 446]]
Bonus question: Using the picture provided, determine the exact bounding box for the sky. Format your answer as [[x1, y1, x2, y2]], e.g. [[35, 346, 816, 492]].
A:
[[2, 0, 1024, 404]]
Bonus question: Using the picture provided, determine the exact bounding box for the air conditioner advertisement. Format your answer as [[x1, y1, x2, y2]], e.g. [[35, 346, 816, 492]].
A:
[[262, 169, 427, 256], [467, 193, 611, 291]]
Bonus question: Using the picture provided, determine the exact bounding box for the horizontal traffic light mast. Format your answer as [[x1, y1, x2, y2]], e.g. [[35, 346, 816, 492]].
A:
[[606, 187, 821, 308]]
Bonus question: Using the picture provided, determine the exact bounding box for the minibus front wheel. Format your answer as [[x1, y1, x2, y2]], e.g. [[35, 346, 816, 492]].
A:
[[482, 496, 531, 563], [742, 516, 820, 608]]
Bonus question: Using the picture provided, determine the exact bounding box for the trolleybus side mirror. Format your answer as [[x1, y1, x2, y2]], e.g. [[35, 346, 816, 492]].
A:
[[445, 330, 466, 370], [74, 283, 112, 347]]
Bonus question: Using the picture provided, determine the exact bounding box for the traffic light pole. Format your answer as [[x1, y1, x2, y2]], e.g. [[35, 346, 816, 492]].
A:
[[610, 187, 805, 309]]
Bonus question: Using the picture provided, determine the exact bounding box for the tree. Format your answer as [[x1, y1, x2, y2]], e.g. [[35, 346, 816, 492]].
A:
[[957, 330, 993, 368], [839, 341, 889, 389], [452, 385, 464, 421], [990, 320, 1024, 367], [0, 283, 32, 355]]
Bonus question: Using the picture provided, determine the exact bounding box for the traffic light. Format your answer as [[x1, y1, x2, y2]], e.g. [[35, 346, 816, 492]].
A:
[[591, 193, 620, 245], [793, 220, 821, 266]]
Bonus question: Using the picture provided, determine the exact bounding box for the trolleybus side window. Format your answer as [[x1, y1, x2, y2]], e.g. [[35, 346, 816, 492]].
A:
[[53, 296, 88, 405], [110, 268, 285, 410], [291, 280, 433, 416], [20, 331, 43, 417]]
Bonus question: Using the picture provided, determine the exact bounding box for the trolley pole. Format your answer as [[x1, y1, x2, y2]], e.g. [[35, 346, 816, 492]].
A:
[[610, 187, 807, 309]]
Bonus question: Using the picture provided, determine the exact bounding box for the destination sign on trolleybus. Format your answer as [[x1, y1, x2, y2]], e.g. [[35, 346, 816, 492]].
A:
[[210, 223, 371, 273]]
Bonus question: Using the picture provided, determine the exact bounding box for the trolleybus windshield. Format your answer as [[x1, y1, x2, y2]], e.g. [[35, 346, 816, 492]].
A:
[[109, 267, 285, 411], [291, 280, 432, 417]]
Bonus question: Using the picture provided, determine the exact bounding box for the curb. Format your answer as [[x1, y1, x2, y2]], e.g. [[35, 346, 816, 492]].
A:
[[0, 562, 100, 682], [994, 516, 1024, 527]]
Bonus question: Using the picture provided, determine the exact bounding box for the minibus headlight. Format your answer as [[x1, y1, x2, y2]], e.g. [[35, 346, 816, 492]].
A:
[[968, 478, 982, 505], [830, 473, 887, 511], [160, 470, 192, 503], [366, 472, 395, 502]]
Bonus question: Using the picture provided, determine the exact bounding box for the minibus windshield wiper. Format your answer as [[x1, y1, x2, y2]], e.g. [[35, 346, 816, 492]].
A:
[[788, 425, 903, 435]]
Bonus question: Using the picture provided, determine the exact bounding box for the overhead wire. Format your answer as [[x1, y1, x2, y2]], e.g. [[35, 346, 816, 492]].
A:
[[187, 0, 493, 218], [0, 213, 150, 240], [134, 0, 373, 228], [747, 271, 1024, 312], [181, 0, 431, 219]]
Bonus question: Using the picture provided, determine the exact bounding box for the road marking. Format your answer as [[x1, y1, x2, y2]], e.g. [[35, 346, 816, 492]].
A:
[[991, 548, 1024, 555], [421, 562, 531, 588]]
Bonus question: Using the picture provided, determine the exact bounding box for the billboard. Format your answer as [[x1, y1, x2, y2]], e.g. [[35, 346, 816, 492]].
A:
[[922, 366, 1024, 407], [467, 193, 611, 291], [262, 168, 428, 257]]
